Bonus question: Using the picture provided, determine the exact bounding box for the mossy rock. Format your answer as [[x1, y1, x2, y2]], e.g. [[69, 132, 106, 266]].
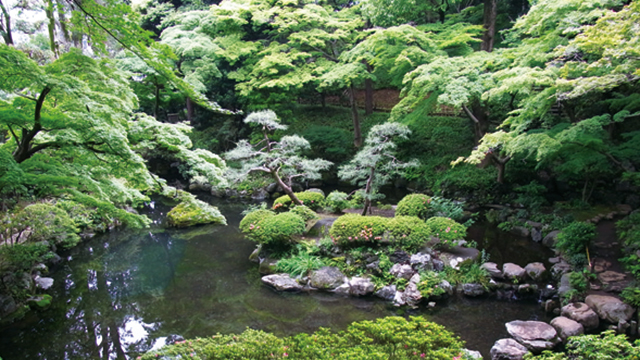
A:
[[167, 200, 227, 227], [27, 294, 53, 310]]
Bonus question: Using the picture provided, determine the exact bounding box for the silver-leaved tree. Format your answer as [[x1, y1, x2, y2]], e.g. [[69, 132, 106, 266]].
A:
[[225, 110, 332, 205], [339, 122, 418, 215]]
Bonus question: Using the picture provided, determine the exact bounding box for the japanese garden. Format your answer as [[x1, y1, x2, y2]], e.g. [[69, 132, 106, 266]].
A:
[[0, 0, 639, 358]]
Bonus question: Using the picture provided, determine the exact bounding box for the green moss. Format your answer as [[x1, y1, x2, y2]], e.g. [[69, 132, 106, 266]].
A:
[[167, 200, 227, 227], [273, 191, 325, 211], [329, 214, 388, 247], [425, 217, 467, 247], [27, 294, 53, 310]]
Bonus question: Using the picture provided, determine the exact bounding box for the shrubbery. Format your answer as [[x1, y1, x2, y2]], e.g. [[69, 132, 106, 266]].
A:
[[324, 191, 350, 213], [556, 221, 596, 266], [273, 191, 325, 211], [140, 316, 467, 360], [243, 212, 305, 247], [329, 214, 388, 246], [387, 216, 432, 251], [395, 194, 432, 219], [290, 205, 319, 222], [524, 330, 640, 360], [239, 209, 275, 233], [425, 217, 467, 247]]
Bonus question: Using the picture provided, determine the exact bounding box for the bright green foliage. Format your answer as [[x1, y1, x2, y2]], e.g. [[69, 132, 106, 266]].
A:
[[329, 214, 388, 246], [0, 203, 79, 249], [290, 205, 319, 222], [524, 330, 640, 360], [141, 316, 466, 360], [556, 222, 596, 261], [443, 261, 490, 288], [418, 271, 447, 298], [301, 126, 353, 164], [246, 212, 306, 247], [395, 194, 432, 219], [617, 212, 640, 280], [424, 217, 467, 247], [276, 251, 325, 277], [239, 209, 275, 234], [324, 191, 350, 213], [166, 199, 226, 227], [273, 192, 325, 212], [0, 242, 52, 272], [387, 216, 432, 251]]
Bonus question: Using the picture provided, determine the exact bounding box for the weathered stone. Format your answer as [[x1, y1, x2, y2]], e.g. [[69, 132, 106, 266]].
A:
[[439, 280, 454, 296], [597, 271, 630, 292], [462, 283, 486, 297], [503, 263, 526, 282], [506, 320, 560, 353], [389, 250, 410, 264], [0, 294, 17, 317], [309, 267, 346, 290], [349, 277, 374, 296], [258, 258, 278, 275], [251, 188, 269, 200], [550, 316, 584, 341], [439, 246, 480, 268], [248, 245, 262, 263], [26, 294, 53, 310], [517, 284, 538, 295], [551, 261, 572, 279], [393, 290, 406, 306], [34, 276, 54, 290], [490, 338, 529, 360], [188, 182, 211, 192], [542, 230, 560, 248], [410, 253, 432, 271], [432, 259, 445, 271], [524, 262, 547, 282], [510, 226, 530, 238], [390, 263, 414, 280], [544, 299, 559, 313], [261, 274, 303, 291], [531, 228, 543, 243], [463, 349, 483, 359], [402, 274, 423, 307], [557, 273, 572, 299], [332, 283, 351, 295], [375, 285, 397, 301], [585, 294, 636, 324], [481, 262, 504, 279]]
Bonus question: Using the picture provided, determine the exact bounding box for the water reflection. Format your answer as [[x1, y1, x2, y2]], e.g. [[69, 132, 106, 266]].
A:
[[0, 200, 552, 359]]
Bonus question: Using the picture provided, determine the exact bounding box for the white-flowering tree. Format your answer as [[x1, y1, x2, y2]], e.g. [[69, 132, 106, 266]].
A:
[[225, 110, 332, 205], [339, 122, 418, 215]]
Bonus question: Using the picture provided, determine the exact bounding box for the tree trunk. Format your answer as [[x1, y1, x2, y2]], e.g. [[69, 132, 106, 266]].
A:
[[481, 0, 497, 52], [13, 87, 51, 163], [272, 171, 302, 206], [492, 154, 510, 184], [45, 0, 58, 56], [56, 0, 70, 42], [186, 97, 194, 121], [361, 167, 375, 216], [349, 85, 362, 147], [0, 0, 14, 45], [364, 62, 374, 115], [154, 82, 160, 119], [462, 103, 488, 144], [320, 92, 326, 108]]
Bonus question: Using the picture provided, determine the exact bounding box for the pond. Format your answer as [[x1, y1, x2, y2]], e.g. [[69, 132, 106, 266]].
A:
[[0, 197, 554, 359]]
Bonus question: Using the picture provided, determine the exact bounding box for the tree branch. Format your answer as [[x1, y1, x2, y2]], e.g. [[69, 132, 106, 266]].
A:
[[462, 104, 480, 124]]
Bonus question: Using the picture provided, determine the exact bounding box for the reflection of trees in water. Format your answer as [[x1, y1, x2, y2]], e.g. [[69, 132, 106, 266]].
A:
[[57, 229, 185, 359]]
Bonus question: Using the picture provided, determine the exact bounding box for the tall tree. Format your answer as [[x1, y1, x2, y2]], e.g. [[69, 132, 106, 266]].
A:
[[0, 0, 13, 45]]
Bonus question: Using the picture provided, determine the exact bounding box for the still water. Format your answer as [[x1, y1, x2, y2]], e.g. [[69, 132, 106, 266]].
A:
[[0, 198, 552, 359]]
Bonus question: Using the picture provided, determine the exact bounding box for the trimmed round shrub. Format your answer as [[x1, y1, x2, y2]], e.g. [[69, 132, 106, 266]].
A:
[[239, 209, 275, 233], [290, 205, 319, 222], [325, 190, 350, 213], [329, 214, 388, 246], [273, 191, 325, 211], [556, 221, 596, 263], [395, 194, 432, 219], [388, 216, 432, 251], [425, 217, 467, 247], [249, 212, 305, 247]]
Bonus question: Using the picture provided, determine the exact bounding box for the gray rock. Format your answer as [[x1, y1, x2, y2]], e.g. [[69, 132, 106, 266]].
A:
[[490, 338, 529, 360], [462, 283, 486, 297], [550, 316, 584, 341], [597, 271, 630, 292], [410, 253, 432, 271], [375, 285, 397, 301], [585, 294, 636, 324], [403, 274, 423, 307], [389, 250, 410, 264], [524, 262, 547, 282], [482, 262, 504, 279], [249, 245, 262, 263], [551, 261, 572, 279], [542, 230, 560, 248], [503, 263, 526, 282], [390, 263, 414, 280], [349, 277, 375, 296], [561, 302, 599, 331], [531, 228, 542, 242], [261, 274, 302, 291], [251, 188, 269, 200], [393, 290, 406, 306], [188, 182, 212, 192], [506, 320, 560, 353], [439, 246, 480, 267], [310, 267, 346, 290], [517, 284, 538, 295], [224, 189, 238, 198], [432, 259, 445, 271], [332, 283, 351, 295], [0, 294, 17, 317], [463, 349, 483, 360], [557, 273, 573, 299], [34, 276, 54, 290], [47, 253, 63, 265], [439, 280, 454, 296]]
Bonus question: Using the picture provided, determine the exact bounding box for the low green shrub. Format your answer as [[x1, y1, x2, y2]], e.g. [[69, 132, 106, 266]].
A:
[[621, 286, 640, 307], [276, 252, 325, 277], [239, 209, 275, 234], [556, 222, 596, 266], [273, 191, 325, 211], [290, 205, 319, 222], [140, 316, 467, 360], [524, 330, 640, 360], [248, 212, 306, 247], [324, 191, 350, 213], [329, 214, 388, 246], [387, 216, 432, 251], [418, 270, 447, 298], [617, 213, 640, 279], [443, 261, 491, 289], [425, 217, 467, 247], [395, 194, 432, 219], [0, 203, 80, 249]]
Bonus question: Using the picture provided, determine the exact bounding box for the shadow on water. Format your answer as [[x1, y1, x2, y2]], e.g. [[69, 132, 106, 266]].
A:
[[0, 198, 553, 359]]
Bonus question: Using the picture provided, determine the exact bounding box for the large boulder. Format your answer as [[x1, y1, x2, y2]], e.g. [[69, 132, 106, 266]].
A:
[[585, 294, 636, 323], [490, 338, 529, 360], [557, 273, 572, 299], [531, 228, 542, 242], [349, 277, 375, 296], [481, 262, 504, 279], [34, 276, 54, 290], [524, 263, 547, 282], [597, 271, 630, 292], [309, 267, 346, 290], [561, 302, 600, 331], [462, 283, 486, 297], [0, 294, 18, 317], [550, 316, 584, 341], [410, 253, 432, 271], [542, 230, 560, 248], [439, 246, 480, 268], [505, 320, 560, 353], [390, 263, 414, 280], [503, 263, 526, 282], [261, 274, 303, 291], [375, 285, 397, 301], [393, 274, 422, 307]]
